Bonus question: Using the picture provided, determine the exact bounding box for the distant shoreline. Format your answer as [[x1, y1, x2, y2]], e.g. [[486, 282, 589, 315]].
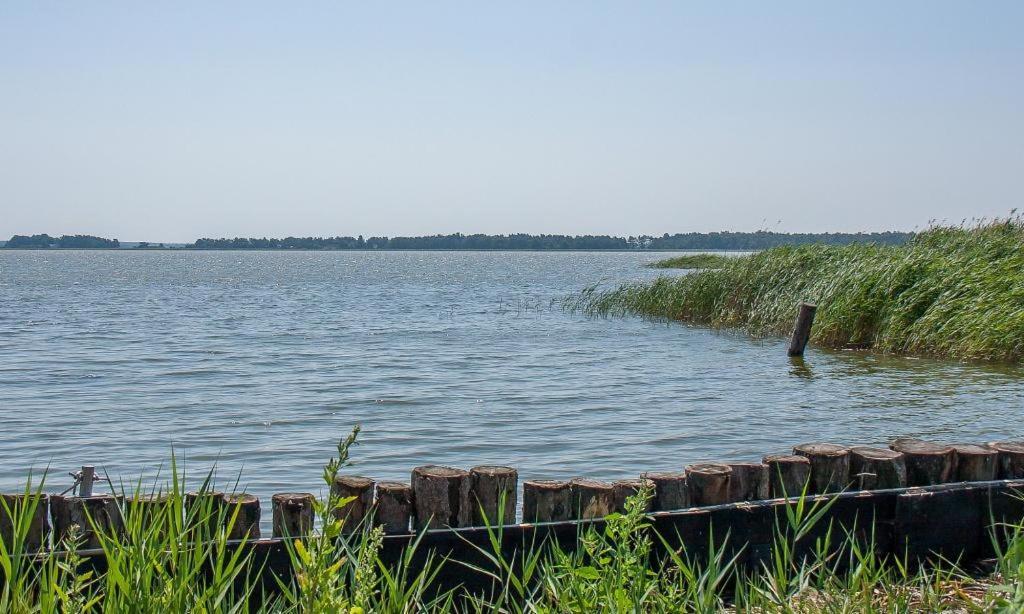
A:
[[2, 231, 914, 251]]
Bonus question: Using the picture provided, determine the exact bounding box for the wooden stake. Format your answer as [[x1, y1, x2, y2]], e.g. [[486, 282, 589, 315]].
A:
[[685, 463, 732, 506], [641, 471, 688, 511], [522, 479, 572, 522], [50, 494, 123, 550], [762, 454, 811, 498], [185, 491, 224, 538], [411, 465, 471, 530], [849, 447, 907, 490], [222, 493, 261, 540], [570, 478, 615, 519], [469, 466, 518, 526], [332, 475, 374, 533], [271, 493, 315, 538], [0, 494, 49, 552], [889, 438, 954, 486], [374, 481, 413, 534], [612, 478, 653, 513], [79, 465, 96, 497], [726, 462, 769, 501], [793, 443, 850, 493], [787, 302, 817, 357], [951, 444, 997, 482], [989, 441, 1024, 479]]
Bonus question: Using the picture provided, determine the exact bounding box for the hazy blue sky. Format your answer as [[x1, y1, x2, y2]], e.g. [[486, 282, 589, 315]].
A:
[[1, 2, 1022, 240]]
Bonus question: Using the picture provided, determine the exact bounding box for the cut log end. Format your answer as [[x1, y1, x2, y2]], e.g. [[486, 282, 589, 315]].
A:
[[793, 443, 851, 493], [522, 479, 572, 523], [762, 454, 811, 498], [890, 438, 955, 486]]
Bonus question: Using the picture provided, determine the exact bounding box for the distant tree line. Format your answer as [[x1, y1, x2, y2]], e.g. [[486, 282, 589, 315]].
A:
[[4, 231, 913, 250], [4, 234, 120, 248], [187, 231, 912, 250]]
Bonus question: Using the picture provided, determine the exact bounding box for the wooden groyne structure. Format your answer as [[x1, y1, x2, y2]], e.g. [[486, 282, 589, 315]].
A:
[[4, 438, 1024, 594]]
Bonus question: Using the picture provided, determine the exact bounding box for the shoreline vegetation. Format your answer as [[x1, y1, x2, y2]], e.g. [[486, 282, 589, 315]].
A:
[[644, 253, 735, 269], [2, 428, 1022, 611], [568, 217, 1024, 363], [2, 231, 911, 251]]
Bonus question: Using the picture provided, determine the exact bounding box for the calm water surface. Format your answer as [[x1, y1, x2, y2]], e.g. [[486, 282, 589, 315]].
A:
[[2, 250, 1023, 509]]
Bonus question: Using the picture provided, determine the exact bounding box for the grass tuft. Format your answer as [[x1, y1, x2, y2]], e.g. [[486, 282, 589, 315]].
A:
[[645, 253, 734, 269]]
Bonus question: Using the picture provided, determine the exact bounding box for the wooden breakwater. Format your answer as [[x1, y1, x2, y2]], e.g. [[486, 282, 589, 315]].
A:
[[3, 438, 1024, 595]]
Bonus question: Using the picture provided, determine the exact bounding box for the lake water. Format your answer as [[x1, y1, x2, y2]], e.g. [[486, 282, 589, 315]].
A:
[[2, 250, 1023, 511]]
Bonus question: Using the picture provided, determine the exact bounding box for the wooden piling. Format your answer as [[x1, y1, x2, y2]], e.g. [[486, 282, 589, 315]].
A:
[[411, 465, 471, 530], [611, 478, 653, 513], [787, 302, 817, 357], [271, 493, 315, 538], [469, 466, 518, 526], [79, 465, 96, 497], [726, 462, 769, 502], [331, 475, 375, 532], [951, 444, 997, 482], [125, 494, 172, 534], [522, 479, 573, 522], [989, 441, 1024, 479], [570, 478, 615, 519], [185, 490, 225, 538], [223, 493, 261, 540], [641, 471, 688, 511], [51, 494, 124, 550], [889, 438, 955, 486], [762, 454, 812, 498], [685, 463, 732, 506], [0, 494, 49, 552], [793, 443, 850, 493], [849, 447, 907, 490], [374, 481, 413, 534]]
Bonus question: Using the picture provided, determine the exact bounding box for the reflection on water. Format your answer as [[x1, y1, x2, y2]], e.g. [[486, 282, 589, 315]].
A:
[[1, 250, 1022, 513]]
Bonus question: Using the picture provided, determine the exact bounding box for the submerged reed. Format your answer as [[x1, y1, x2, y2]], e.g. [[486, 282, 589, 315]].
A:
[[569, 216, 1024, 362]]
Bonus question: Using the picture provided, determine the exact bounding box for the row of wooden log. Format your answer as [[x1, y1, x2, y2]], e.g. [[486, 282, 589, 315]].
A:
[[3, 438, 1023, 552]]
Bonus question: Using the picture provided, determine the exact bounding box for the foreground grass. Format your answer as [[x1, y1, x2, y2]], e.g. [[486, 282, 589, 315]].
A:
[[570, 217, 1024, 362], [3, 428, 1023, 612], [645, 253, 734, 269]]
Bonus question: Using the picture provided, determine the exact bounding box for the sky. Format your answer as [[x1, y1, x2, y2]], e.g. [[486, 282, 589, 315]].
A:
[[1, 2, 1022, 241]]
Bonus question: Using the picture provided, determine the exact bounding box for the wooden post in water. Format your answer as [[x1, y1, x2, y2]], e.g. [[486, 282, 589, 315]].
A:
[[223, 493, 261, 539], [411, 466, 471, 530], [849, 447, 907, 490], [641, 471, 688, 511], [611, 478, 653, 513], [726, 462, 769, 502], [685, 463, 732, 506], [787, 302, 817, 357], [952, 444, 997, 481], [271, 493, 315, 538], [762, 454, 811, 498], [51, 494, 123, 549], [989, 441, 1024, 479], [374, 481, 413, 534], [0, 494, 50, 552], [522, 479, 573, 522], [889, 438, 954, 486], [79, 465, 96, 497], [793, 443, 850, 493], [469, 466, 518, 526], [570, 478, 615, 519], [332, 475, 374, 533]]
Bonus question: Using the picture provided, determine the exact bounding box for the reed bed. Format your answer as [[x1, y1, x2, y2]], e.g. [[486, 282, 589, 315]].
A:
[[645, 253, 734, 269], [570, 217, 1024, 362], [3, 427, 1024, 612]]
